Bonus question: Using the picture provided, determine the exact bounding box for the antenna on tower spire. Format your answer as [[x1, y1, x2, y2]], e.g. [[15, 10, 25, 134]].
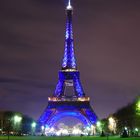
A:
[[66, 0, 73, 10]]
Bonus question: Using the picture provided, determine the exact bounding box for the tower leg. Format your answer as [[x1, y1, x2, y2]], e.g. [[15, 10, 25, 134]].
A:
[[54, 80, 64, 97]]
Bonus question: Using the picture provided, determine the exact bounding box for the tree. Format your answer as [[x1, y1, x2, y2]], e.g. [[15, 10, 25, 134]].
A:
[[21, 115, 34, 134], [112, 96, 140, 135], [0, 111, 36, 135], [96, 119, 109, 135]]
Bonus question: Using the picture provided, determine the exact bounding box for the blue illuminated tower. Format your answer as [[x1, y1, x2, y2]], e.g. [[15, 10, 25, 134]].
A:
[[54, 1, 85, 98], [39, 0, 97, 134]]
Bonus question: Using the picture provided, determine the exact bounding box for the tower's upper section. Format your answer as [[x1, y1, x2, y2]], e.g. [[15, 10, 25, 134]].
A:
[[62, 0, 76, 70], [51, 0, 86, 99]]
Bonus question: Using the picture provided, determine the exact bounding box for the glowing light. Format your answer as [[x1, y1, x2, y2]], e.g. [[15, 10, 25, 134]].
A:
[[96, 121, 101, 127], [14, 115, 22, 123], [86, 126, 90, 131], [72, 128, 82, 135], [136, 98, 140, 116], [135, 128, 138, 132], [78, 97, 90, 101], [50, 127, 54, 132], [56, 131, 61, 136], [45, 127, 69, 136], [138, 103, 140, 108], [137, 100, 140, 110], [108, 117, 116, 133], [67, 0, 72, 10], [96, 121, 102, 132], [64, 69, 77, 72], [32, 122, 36, 128], [48, 97, 58, 101], [91, 125, 96, 135], [41, 125, 45, 130], [109, 117, 114, 123], [124, 127, 128, 130], [43, 123, 96, 136], [61, 129, 69, 135], [45, 125, 49, 129]]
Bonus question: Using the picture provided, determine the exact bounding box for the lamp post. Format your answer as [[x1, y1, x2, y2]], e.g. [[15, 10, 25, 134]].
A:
[[13, 115, 22, 135], [14, 115, 22, 123], [96, 121, 102, 134], [31, 122, 36, 135], [41, 125, 45, 135], [108, 117, 116, 134]]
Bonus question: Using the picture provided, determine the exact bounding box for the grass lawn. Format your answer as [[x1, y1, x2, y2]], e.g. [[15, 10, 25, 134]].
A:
[[0, 136, 140, 140]]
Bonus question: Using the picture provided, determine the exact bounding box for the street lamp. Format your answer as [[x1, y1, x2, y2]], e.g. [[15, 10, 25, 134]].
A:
[[32, 122, 36, 128], [13, 115, 22, 134], [96, 121, 102, 133], [31, 122, 36, 135], [14, 115, 22, 123], [97, 121, 101, 127], [124, 127, 128, 131], [41, 125, 44, 130], [108, 117, 116, 134], [41, 125, 45, 135]]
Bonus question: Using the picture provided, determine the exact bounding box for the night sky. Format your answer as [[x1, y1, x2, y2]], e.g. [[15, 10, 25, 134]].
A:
[[0, 0, 140, 120]]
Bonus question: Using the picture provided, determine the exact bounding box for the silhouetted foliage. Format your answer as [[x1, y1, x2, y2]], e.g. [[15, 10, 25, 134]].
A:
[[22, 115, 34, 134], [112, 96, 140, 134], [0, 111, 35, 135], [121, 129, 129, 138]]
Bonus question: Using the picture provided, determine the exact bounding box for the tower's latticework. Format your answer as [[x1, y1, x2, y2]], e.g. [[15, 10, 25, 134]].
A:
[[39, 0, 97, 133]]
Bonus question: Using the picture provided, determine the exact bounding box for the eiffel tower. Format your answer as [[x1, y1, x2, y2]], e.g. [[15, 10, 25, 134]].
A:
[[39, 0, 97, 135]]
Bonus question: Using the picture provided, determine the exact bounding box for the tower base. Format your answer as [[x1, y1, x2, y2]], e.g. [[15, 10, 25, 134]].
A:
[[39, 97, 97, 136]]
